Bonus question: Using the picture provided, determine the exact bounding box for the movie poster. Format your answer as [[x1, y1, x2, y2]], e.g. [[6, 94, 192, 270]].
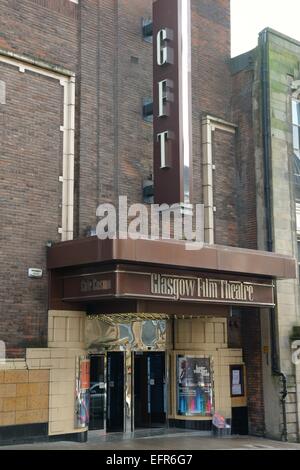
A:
[[75, 356, 90, 429], [177, 355, 213, 417]]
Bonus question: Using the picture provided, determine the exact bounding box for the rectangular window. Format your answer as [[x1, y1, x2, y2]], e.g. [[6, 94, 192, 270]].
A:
[[292, 99, 300, 203], [292, 100, 300, 158], [293, 126, 300, 154], [292, 100, 300, 125], [297, 240, 300, 279]]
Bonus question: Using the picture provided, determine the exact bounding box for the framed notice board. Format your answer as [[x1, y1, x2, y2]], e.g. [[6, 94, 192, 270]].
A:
[[230, 365, 245, 397]]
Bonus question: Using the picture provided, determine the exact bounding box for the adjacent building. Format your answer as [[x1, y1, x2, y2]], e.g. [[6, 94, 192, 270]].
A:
[[231, 27, 300, 441], [0, 0, 299, 445]]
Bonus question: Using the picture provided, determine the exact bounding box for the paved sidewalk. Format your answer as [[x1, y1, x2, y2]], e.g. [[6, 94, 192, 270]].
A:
[[1, 429, 300, 450]]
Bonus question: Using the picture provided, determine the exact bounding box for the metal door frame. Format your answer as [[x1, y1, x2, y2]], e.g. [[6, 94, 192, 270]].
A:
[[124, 350, 132, 433], [89, 353, 107, 435], [89, 349, 169, 434], [107, 351, 126, 433], [89, 351, 133, 434], [132, 351, 168, 431]]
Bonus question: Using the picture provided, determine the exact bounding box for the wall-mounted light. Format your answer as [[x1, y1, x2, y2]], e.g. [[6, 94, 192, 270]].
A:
[[28, 268, 43, 279]]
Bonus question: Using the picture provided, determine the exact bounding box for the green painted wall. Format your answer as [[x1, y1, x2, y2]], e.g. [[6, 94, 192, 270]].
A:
[[261, 29, 300, 442]]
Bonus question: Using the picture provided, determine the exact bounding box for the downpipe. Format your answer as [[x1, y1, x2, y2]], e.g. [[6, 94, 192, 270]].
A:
[[261, 29, 273, 252], [273, 370, 288, 442]]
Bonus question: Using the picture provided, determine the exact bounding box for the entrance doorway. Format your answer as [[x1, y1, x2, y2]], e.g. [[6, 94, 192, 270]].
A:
[[134, 352, 166, 429], [89, 352, 124, 433], [89, 354, 105, 431], [107, 352, 124, 432], [89, 351, 166, 433]]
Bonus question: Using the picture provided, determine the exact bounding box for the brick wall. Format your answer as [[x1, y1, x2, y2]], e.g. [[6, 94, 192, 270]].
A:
[[232, 67, 258, 249], [0, 0, 78, 70], [77, 0, 234, 234], [213, 129, 239, 247], [0, 0, 258, 358], [191, 0, 232, 207], [0, 64, 65, 357], [242, 309, 265, 436], [77, 0, 154, 236], [0, 0, 78, 357]]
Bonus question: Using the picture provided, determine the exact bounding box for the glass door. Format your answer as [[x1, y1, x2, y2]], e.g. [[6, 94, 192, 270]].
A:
[[134, 352, 151, 428], [89, 355, 106, 431], [134, 352, 166, 429], [107, 352, 125, 432], [149, 352, 166, 427]]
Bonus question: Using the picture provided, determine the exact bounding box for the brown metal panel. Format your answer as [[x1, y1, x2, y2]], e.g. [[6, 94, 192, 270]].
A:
[[88, 300, 229, 317], [47, 237, 115, 269], [153, 0, 184, 204], [47, 238, 297, 280], [135, 301, 229, 317], [60, 267, 274, 307], [131, 238, 219, 269], [63, 272, 116, 302]]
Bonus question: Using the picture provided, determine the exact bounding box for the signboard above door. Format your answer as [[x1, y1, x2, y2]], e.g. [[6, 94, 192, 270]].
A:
[[63, 267, 274, 307]]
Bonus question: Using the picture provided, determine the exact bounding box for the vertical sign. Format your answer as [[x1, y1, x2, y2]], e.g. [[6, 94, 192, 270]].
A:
[[153, 0, 193, 205], [80, 358, 91, 390]]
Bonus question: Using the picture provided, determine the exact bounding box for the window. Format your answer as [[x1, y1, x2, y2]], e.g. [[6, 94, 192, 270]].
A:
[[292, 99, 300, 202], [142, 18, 153, 43], [142, 98, 153, 123], [297, 239, 300, 279], [295, 97, 300, 280], [296, 203, 300, 233], [292, 99, 300, 158]]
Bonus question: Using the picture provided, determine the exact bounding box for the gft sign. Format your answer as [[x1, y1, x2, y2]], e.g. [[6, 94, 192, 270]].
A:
[[153, 0, 193, 206]]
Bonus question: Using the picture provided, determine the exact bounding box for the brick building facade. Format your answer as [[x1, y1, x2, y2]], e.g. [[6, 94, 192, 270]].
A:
[[0, 0, 298, 444], [0, 0, 254, 357], [0, 0, 78, 359]]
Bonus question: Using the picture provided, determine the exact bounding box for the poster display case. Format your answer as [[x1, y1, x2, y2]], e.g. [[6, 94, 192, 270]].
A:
[[75, 356, 91, 429], [177, 355, 213, 417]]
